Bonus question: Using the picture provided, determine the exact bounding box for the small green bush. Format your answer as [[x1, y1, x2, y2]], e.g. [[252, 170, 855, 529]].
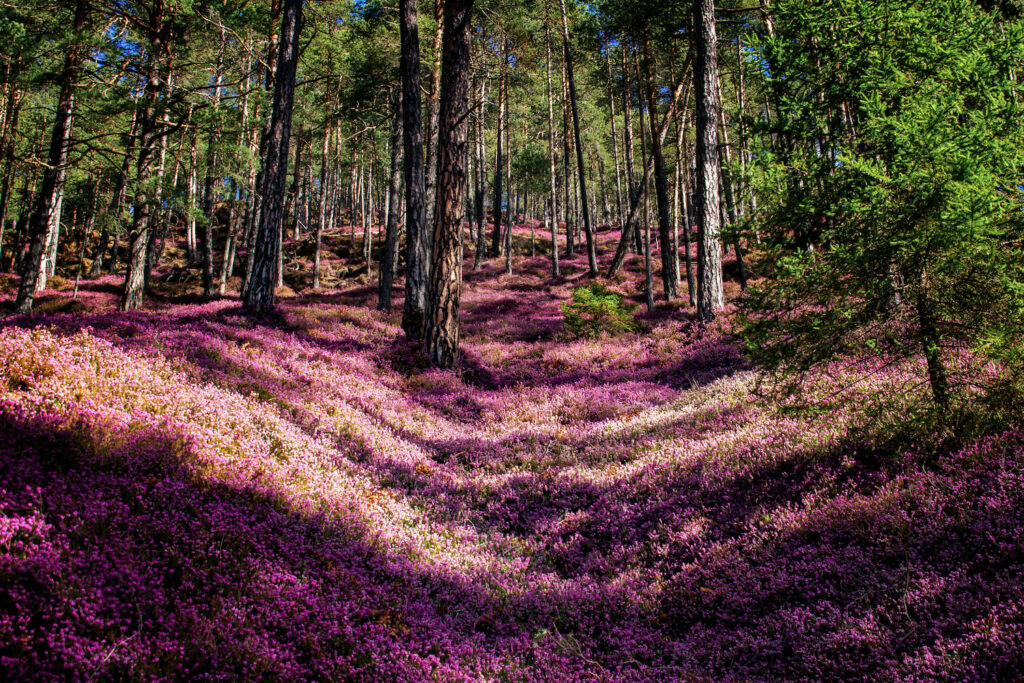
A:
[[561, 282, 637, 338]]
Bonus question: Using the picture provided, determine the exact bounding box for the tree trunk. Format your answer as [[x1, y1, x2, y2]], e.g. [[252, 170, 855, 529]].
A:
[[676, 98, 696, 305], [694, 0, 724, 322], [558, 0, 597, 276], [121, 17, 172, 311], [603, 46, 625, 230], [491, 48, 504, 258], [313, 118, 331, 290], [14, 0, 87, 313], [545, 14, 560, 277], [202, 34, 225, 298], [640, 33, 679, 300], [503, 69, 513, 275], [561, 64, 574, 258], [144, 71, 174, 291], [606, 73, 690, 277], [185, 125, 199, 262], [242, 0, 302, 314], [621, 46, 642, 255], [472, 77, 487, 269], [73, 178, 99, 298], [424, 0, 474, 368], [718, 105, 747, 290], [424, 0, 444, 236], [637, 72, 655, 312], [400, 0, 429, 338], [0, 83, 22, 271], [378, 87, 403, 310]]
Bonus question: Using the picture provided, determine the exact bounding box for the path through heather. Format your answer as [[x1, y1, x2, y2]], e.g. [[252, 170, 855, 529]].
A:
[[1, 225, 1021, 681]]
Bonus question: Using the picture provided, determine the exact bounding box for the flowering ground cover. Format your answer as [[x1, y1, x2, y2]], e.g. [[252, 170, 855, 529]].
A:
[[1, 225, 1022, 681]]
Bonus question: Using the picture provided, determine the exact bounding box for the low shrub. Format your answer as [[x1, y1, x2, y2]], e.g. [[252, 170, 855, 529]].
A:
[[561, 282, 637, 338]]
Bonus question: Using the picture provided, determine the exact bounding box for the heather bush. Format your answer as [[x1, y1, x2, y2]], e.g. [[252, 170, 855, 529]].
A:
[[560, 283, 636, 339]]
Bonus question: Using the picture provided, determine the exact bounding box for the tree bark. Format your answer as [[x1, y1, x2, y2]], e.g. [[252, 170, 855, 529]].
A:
[[545, 15, 560, 277], [558, 0, 597, 276], [621, 45, 642, 255], [0, 81, 22, 271], [636, 71, 655, 312], [201, 31, 225, 298], [603, 46, 625, 230], [242, 0, 302, 314], [694, 0, 724, 322], [14, 0, 87, 313], [378, 87, 403, 310], [400, 0, 429, 338], [676, 97, 696, 305], [472, 77, 487, 269], [424, 0, 444, 236], [640, 33, 679, 300], [144, 69, 173, 291], [719, 105, 747, 290], [313, 118, 331, 290], [503, 67, 512, 275], [606, 73, 689, 277], [121, 10, 174, 311], [424, 0, 474, 368], [491, 47, 505, 258]]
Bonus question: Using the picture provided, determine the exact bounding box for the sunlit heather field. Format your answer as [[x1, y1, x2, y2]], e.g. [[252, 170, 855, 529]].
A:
[[1, 224, 1021, 681]]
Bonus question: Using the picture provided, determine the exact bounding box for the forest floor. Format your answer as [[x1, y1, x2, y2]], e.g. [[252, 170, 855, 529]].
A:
[[1, 224, 1022, 681]]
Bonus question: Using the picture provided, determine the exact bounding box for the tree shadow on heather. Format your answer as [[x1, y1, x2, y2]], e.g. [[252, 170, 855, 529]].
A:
[[0, 408, 659, 682], [654, 432, 1024, 681]]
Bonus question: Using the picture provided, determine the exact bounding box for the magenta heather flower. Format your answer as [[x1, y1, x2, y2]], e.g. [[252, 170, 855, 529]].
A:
[[0, 232, 1021, 681]]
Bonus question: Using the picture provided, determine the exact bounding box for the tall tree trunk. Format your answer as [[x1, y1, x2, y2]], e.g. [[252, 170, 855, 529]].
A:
[[472, 77, 487, 269], [73, 177, 99, 298], [604, 46, 625, 230], [718, 105, 747, 290], [424, 0, 474, 368], [90, 106, 138, 278], [218, 203, 237, 294], [121, 15, 173, 310], [490, 48, 504, 258], [694, 0, 724, 322], [545, 15, 560, 277], [10, 136, 41, 274], [637, 70, 655, 312], [241, 0, 284, 297], [121, 16, 174, 310], [287, 129, 307, 240], [640, 33, 679, 300], [201, 33, 225, 298], [185, 124, 199, 262], [363, 150, 373, 272], [313, 117, 331, 290], [606, 73, 690, 277], [242, 0, 302, 313], [621, 45, 642, 255], [676, 98, 696, 305], [558, 0, 597, 276], [0, 82, 22, 271], [400, 0, 429, 338], [378, 87, 403, 310], [424, 0, 444, 236], [561, 64, 574, 258], [503, 70, 512, 275], [144, 70, 173, 291], [14, 0, 87, 313]]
